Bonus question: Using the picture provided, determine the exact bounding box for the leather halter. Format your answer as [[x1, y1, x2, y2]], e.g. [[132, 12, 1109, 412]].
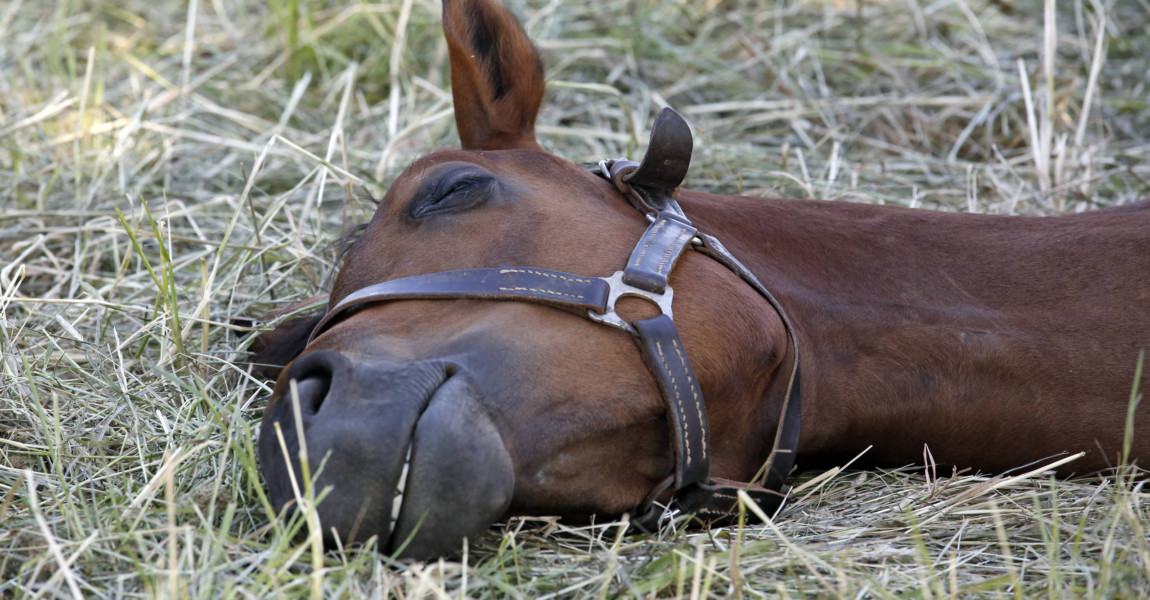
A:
[[307, 108, 802, 529]]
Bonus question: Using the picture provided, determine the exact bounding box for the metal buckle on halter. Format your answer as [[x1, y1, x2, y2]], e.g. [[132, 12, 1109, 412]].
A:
[[587, 270, 674, 334]]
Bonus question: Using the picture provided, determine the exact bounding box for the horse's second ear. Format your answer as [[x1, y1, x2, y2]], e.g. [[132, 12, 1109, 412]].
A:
[[244, 312, 323, 381], [442, 0, 544, 151]]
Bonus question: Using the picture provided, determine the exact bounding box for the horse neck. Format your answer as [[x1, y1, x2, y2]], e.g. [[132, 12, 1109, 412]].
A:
[[679, 191, 1147, 469], [680, 190, 1026, 338]]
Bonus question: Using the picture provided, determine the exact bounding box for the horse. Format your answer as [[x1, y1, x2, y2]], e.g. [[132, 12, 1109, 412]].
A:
[[250, 0, 1150, 560]]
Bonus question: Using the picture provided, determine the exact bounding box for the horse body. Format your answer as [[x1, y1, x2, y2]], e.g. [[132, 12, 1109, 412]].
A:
[[252, 0, 1148, 560], [679, 190, 1149, 473]]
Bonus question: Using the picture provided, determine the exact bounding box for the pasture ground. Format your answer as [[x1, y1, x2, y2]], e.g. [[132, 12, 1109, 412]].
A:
[[2, 0, 1149, 597]]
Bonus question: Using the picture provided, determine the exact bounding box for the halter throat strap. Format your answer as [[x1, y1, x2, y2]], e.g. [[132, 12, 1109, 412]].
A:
[[596, 158, 803, 528]]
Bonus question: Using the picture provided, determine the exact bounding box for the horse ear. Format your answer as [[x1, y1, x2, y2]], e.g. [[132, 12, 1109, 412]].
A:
[[245, 313, 323, 380], [442, 0, 545, 151]]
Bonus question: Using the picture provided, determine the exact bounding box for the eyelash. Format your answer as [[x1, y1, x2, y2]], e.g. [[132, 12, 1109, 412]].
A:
[[446, 175, 485, 196], [410, 173, 494, 219]]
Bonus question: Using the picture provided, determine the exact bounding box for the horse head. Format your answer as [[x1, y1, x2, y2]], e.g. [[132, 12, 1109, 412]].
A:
[[253, 0, 796, 559]]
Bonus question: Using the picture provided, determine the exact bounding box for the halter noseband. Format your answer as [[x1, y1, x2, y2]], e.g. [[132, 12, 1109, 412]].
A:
[[307, 108, 802, 529]]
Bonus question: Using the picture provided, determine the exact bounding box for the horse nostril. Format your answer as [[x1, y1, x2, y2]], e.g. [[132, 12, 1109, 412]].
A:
[[287, 375, 332, 415], [281, 349, 348, 415]]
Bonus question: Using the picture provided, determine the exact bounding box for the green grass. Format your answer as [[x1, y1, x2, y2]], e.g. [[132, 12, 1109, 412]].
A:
[[2, 0, 1149, 597]]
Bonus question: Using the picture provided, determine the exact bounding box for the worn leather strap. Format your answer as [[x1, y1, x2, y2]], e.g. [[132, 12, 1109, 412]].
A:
[[592, 111, 802, 526], [600, 158, 689, 220], [633, 315, 710, 489], [677, 478, 789, 523], [624, 214, 696, 293], [694, 233, 802, 495], [308, 267, 611, 343], [617, 230, 802, 528], [622, 107, 694, 192]]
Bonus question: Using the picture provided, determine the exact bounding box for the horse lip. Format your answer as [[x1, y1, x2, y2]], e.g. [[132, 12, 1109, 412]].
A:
[[386, 372, 514, 558], [259, 356, 465, 550], [384, 373, 461, 552]]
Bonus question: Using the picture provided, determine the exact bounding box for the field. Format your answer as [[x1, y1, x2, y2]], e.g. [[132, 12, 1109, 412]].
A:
[[2, 0, 1149, 597]]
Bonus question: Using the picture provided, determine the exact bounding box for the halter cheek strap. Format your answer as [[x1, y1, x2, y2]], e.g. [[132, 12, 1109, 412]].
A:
[[595, 148, 802, 528], [308, 108, 802, 529]]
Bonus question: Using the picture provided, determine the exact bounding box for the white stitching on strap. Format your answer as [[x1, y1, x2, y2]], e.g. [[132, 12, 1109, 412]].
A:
[[656, 226, 691, 276], [499, 286, 585, 300], [631, 219, 668, 268], [654, 339, 692, 468], [500, 268, 593, 284], [672, 337, 707, 459]]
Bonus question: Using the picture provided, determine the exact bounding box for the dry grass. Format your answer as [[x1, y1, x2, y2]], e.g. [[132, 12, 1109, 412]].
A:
[[1, 0, 1148, 597]]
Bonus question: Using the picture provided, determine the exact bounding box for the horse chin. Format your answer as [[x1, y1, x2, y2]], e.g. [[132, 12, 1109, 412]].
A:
[[382, 374, 514, 558]]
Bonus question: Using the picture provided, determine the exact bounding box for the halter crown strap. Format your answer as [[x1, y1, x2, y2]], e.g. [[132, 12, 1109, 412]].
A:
[[596, 108, 802, 528]]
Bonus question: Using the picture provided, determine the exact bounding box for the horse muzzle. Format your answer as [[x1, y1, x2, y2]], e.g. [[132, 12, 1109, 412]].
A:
[[259, 350, 514, 559]]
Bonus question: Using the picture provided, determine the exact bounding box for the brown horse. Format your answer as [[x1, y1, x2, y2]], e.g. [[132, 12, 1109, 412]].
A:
[[252, 0, 1150, 559]]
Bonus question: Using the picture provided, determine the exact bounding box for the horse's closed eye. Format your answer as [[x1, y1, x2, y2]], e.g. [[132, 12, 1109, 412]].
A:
[[409, 170, 496, 219]]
